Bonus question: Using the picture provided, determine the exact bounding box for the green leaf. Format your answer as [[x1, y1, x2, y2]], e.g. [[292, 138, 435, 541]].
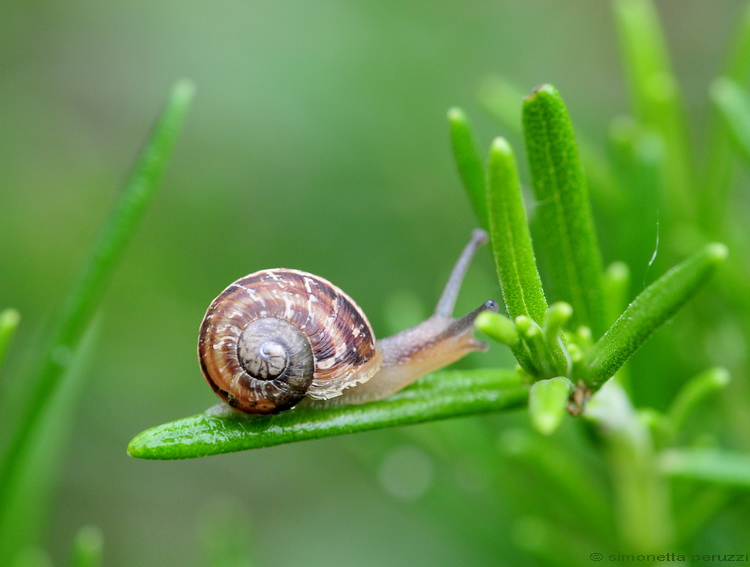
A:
[[484, 137, 549, 376], [485, 137, 547, 324], [606, 118, 663, 278], [602, 262, 630, 329], [602, 262, 632, 390], [614, 0, 693, 218], [660, 449, 750, 489], [543, 302, 573, 344], [475, 311, 518, 347], [448, 107, 488, 230], [699, 6, 750, 230], [665, 367, 730, 442], [528, 377, 573, 435], [70, 526, 104, 567], [477, 76, 524, 135], [128, 369, 529, 459], [0, 319, 101, 565], [479, 76, 615, 201], [0, 80, 194, 564], [711, 78, 750, 167], [0, 308, 20, 372], [522, 84, 606, 336], [585, 243, 728, 387]]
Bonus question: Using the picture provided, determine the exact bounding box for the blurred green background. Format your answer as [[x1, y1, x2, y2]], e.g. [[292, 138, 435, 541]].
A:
[[1, 1, 748, 566]]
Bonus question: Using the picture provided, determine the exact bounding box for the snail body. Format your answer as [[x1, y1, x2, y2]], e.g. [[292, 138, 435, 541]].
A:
[[198, 229, 497, 415]]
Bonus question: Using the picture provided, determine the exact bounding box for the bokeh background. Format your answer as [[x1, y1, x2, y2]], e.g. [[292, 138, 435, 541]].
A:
[[1, 1, 748, 565]]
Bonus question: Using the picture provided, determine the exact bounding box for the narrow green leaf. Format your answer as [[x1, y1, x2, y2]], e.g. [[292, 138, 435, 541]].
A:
[[484, 136, 548, 376], [0, 319, 101, 566], [477, 76, 524, 134], [711, 78, 750, 166], [603, 261, 630, 329], [522, 84, 605, 336], [585, 243, 728, 386], [0, 80, 194, 563], [479, 76, 616, 201], [475, 311, 537, 375], [722, 3, 750, 83], [542, 303, 573, 377], [543, 302, 573, 343], [448, 107, 488, 230], [475, 311, 518, 347], [699, 6, 750, 231], [70, 526, 104, 567], [666, 367, 730, 441], [602, 262, 632, 391], [0, 308, 20, 371], [614, 0, 673, 124], [529, 377, 573, 435], [614, 0, 693, 217], [660, 449, 750, 489], [486, 137, 547, 323], [514, 316, 549, 376], [128, 369, 529, 459], [606, 118, 663, 279]]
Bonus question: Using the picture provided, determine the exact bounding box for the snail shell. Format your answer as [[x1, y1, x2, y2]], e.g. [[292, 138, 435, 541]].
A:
[[198, 269, 382, 414]]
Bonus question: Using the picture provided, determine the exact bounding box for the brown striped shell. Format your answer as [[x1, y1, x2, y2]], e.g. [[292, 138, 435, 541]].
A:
[[198, 269, 382, 414]]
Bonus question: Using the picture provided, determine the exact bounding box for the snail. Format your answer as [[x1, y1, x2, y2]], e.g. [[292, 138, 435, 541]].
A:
[[198, 229, 498, 415]]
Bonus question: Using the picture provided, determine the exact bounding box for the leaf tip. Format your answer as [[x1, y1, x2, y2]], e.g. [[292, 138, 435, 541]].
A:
[[709, 366, 731, 388], [526, 83, 558, 101], [0, 308, 21, 327], [529, 377, 572, 435], [476, 310, 519, 347], [172, 78, 196, 101], [705, 242, 728, 264], [447, 106, 466, 123], [489, 136, 512, 157], [126, 436, 145, 459], [127, 429, 159, 460], [547, 301, 573, 321]]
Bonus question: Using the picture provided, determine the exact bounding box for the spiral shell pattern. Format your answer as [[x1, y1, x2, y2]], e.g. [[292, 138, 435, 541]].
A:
[[198, 269, 382, 414]]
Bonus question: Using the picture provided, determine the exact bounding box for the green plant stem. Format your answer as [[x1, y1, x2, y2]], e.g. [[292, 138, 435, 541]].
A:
[[0, 80, 193, 562], [585, 243, 727, 387], [586, 381, 674, 552], [522, 84, 606, 336]]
